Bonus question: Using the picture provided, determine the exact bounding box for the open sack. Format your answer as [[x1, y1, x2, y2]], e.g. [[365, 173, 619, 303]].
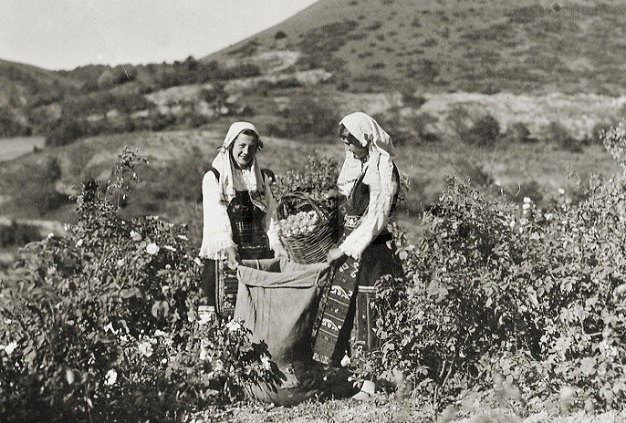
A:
[[235, 258, 357, 406]]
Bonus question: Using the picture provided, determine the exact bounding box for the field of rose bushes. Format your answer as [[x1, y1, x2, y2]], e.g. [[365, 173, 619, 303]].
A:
[[4, 125, 626, 422]]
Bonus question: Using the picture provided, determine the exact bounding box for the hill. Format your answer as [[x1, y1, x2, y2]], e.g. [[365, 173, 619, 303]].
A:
[[0, 59, 79, 108], [3, 0, 626, 143], [0, 59, 79, 136], [208, 0, 626, 95]]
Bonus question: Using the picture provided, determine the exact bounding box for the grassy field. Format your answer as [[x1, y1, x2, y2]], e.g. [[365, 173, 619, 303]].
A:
[[0, 136, 45, 162]]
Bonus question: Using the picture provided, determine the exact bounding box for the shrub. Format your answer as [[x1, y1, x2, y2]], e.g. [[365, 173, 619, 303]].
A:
[[352, 123, 626, 412], [0, 108, 31, 137], [7, 157, 69, 216], [45, 115, 86, 147], [274, 154, 340, 211], [460, 115, 501, 147], [589, 121, 613, 146], [0, 221, 42, 247], [296, 21, 358, 71], [454, 159, 494, 187], [274, 96, 338, 138], [370, 111, 413, 147], [0, 148, 276, 422], [505, 180, 544, 205], [504, 122, 533, 144], [548, 121, 583, 153], [401, 90, 427, 108]]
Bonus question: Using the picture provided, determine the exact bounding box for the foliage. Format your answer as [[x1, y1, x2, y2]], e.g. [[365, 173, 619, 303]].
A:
[[460, 115, 501, 148], [268, 96, 339, 139], [0, 148, 276, 422], [5, 156, 70, 216], [296, 21, 358, 72], [350, 122, 626, 413], [0, 221, 42, 248], [548, 121, 583, 153], [273, 154, 340, 212], [363, 179, 550, 405], [503, 122, 533, 144], [0, 108, 31, 137]]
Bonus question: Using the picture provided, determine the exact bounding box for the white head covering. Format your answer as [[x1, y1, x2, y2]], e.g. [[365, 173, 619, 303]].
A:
[[339, 111, 395, 157], [337, 112, 396, 197], [211, 121, 268, 211]]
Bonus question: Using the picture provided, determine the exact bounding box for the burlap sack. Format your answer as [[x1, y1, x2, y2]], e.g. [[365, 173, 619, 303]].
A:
[[235, 258, 357, 405]]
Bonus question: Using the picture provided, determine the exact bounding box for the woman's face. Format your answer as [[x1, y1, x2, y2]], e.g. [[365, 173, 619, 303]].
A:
[[231, 133, 258, 169], [340, 127, 369, 159]]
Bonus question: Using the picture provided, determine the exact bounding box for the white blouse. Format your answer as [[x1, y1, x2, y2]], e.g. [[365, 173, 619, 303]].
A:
[[338, 155, 399, 260], [199, 169, 285, 260]]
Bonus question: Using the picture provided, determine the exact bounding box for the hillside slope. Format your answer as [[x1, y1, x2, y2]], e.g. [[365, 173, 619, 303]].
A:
[[207, 0, 626, 95], [0, 59, 80, 136], [0, 59, 79, 108]]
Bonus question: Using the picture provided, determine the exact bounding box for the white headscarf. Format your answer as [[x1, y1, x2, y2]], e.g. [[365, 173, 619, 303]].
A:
[[211, 121, 268, 211], [337, 112, 396, 197]]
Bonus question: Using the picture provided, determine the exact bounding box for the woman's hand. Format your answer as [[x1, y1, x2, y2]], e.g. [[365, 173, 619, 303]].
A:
[[326, 248, 346, 266], [224, 246, 240, 270]]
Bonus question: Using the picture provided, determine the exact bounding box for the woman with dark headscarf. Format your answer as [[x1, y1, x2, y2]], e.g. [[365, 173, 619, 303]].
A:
[[313, 112, 402, 367], [199, 122, 286, 317]]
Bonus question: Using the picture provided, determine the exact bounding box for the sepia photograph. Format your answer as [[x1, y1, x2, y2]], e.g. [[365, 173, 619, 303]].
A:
[[1, 0, 626, 421]]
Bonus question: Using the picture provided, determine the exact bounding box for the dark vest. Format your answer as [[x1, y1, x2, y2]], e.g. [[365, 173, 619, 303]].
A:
[[208, 168, 273, 259], [340, 164, 399, 243]]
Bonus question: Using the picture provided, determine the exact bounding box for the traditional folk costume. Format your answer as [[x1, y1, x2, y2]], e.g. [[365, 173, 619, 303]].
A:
[[199, 122, 284, 316], [313, 112, 402, 366]]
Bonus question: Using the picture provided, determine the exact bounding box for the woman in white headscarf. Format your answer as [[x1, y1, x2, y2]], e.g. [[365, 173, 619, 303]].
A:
[[199, 122, 285, 317], [313, 112, 402, 368]]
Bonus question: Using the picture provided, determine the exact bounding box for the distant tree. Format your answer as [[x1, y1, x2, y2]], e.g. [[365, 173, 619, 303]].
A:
[[280, 96, 338, 138], [504, 122, 533, 144], [461, 115, 500, 147], [45, 115, 85, 147], [0, 108, 31, 137], [113, 65, 138, 84]]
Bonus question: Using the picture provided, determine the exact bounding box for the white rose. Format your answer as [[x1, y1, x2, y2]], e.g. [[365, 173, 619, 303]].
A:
[[104, 369, 118, 386], [226, 320, 241, 332], [138, 341, 154, 357], [261, 354, 272, 371], [146, 243, 159, 255], [3, 341, 17, 355]]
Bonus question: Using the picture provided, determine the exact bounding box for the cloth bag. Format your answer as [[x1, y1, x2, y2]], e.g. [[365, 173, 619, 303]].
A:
[[235, 258, 356, 405]]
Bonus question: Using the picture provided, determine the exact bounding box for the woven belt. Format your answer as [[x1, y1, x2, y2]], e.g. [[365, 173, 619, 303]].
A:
[[233, 221, 257, 232]]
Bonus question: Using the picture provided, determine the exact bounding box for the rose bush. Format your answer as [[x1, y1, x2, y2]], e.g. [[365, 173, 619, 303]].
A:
[[0, 148, 275, 422], [353, 124, 626, 414]]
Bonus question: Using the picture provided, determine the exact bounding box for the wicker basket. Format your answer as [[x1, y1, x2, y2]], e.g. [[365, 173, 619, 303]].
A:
[[277, 192, 338, 264]]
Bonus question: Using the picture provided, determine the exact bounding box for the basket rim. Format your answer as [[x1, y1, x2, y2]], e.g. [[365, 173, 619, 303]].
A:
[[277, 191, 336, 221]]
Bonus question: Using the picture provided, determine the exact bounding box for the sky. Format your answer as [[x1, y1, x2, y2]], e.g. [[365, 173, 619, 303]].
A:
[[0, 0, 319, 70]]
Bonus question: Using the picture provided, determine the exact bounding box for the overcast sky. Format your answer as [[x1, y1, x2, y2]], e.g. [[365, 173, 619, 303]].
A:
[[0, 0, 318, 70]]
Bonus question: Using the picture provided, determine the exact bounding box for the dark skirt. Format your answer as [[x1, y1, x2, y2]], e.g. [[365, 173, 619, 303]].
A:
[[312, 234, 402, 365]]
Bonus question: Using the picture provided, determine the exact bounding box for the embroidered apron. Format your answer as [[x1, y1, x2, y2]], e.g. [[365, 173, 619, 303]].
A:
[[312, 167, 400, 365]]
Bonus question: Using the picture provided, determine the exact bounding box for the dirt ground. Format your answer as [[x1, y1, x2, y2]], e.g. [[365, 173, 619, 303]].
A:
[[189, 394, 626, 423]]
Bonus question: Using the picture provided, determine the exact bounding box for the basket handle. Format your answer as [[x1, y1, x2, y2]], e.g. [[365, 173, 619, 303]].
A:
[[277, 192, 330, 221]]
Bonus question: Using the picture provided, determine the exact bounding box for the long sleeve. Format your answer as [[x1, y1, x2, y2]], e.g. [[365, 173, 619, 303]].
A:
[[199, 171, 235, 259], [339, 164, 398, 260], [262, 177, 289, 258]]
